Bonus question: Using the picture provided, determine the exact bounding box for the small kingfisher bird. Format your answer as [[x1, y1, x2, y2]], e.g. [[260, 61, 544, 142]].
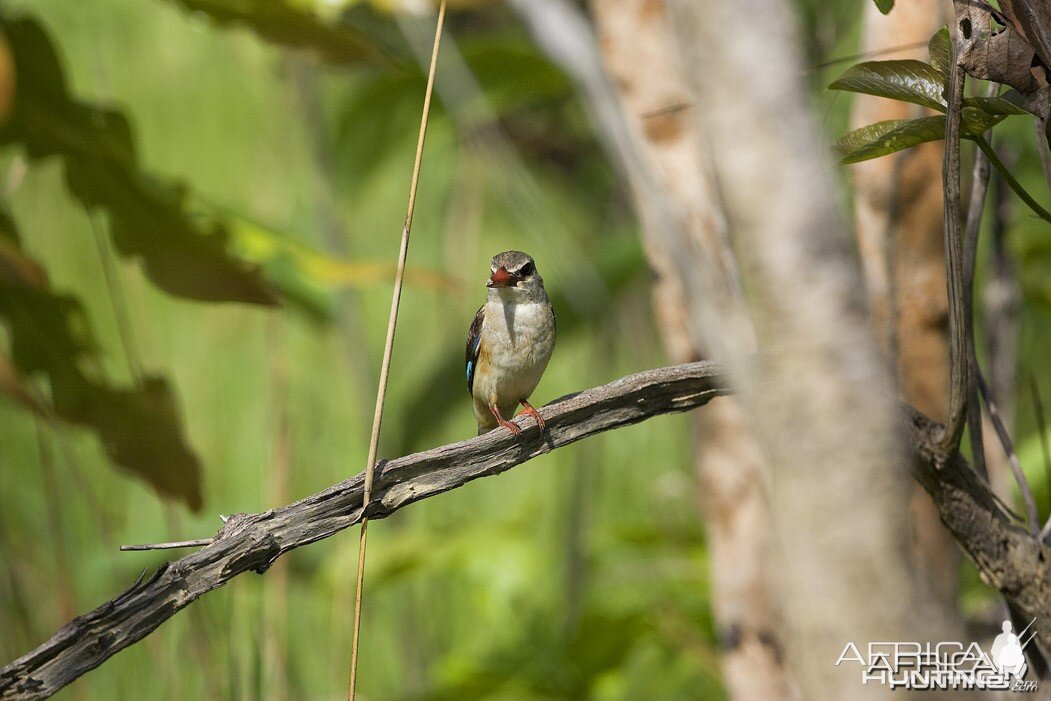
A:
[[466, 250, 556, 436]]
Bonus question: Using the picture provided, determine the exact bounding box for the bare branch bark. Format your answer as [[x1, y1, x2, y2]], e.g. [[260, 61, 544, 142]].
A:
[[4, 361, 1051, 698], [907, 409, 1051, 650], [0, 362, 731, 700]]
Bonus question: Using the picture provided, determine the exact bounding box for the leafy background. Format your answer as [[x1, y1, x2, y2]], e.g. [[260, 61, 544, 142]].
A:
[[2, 0, 1051, 699]]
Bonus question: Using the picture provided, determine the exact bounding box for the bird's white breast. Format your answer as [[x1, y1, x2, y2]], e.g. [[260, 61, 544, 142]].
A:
[[475, 299, 555, 408]]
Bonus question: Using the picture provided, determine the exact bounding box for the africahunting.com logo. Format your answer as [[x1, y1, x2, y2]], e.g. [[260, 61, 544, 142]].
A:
[[836, 619, 1038, 692]]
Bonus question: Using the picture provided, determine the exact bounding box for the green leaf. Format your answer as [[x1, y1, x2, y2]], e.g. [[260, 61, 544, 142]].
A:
[[460, 34, 573, 115], [835, 108, 1006, 163], [928, 27, 952, 76], [829, 60, 947, 112], [996, 88, 1047, 117], [226, 214, 459, 320], [835, 118, 940, 163], [874, 0, 895, 14], [165, 0, 391, 66], [0, 17, 279, 306], [0, 211, 203, 509], [967, 95, 1031, 116]]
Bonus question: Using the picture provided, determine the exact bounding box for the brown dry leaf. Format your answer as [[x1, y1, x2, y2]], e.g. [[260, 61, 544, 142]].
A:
[[999, 0, 1051, 77], [953, 0, 1051, 136], [954, 0, 1042, 92]]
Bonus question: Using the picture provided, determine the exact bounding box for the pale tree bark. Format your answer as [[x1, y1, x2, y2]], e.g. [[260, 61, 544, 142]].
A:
[[667, 0, 947, 699], [849, 1, 965, 637], [588, 2, 796, 699]]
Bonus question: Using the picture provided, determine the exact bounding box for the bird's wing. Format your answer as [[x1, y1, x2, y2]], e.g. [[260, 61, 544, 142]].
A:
[[465, 304, 485, 394]]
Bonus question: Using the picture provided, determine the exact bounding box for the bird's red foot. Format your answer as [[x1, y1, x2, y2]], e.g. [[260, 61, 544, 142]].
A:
[[519, 399, 545, 434], [489, 404, 523, 436]]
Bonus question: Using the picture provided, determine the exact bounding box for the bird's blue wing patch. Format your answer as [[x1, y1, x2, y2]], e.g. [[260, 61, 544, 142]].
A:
[[465, 305, 484, 394]]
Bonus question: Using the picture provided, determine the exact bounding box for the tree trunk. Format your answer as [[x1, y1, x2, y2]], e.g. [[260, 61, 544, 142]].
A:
[[849, 1, 965, 637], [668, 0, 942, 698], [589, 2, 796, 698]]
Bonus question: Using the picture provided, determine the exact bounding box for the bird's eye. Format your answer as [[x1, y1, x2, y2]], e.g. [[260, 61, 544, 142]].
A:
[[519, 262, 535, 277]]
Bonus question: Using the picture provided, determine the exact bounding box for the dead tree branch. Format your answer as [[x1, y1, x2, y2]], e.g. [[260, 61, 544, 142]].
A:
[[0, 362, 730, 700], [907, 407, 1051, 647], [4, 361, 1051, 698]]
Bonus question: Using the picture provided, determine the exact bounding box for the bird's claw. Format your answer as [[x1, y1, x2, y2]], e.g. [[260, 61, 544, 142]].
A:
[[497, 417, 523, 436], [519, 400, 546, 435]]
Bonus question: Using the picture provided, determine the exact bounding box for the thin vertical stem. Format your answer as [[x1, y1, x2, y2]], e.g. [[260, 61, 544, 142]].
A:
[[264, 316, 291, 701], [938, 48, 967, 460], [88, 213, 143, 382], [1029, 375, 1051, 519], [964, 126, 991, 480], [977, 372, 1039, 536], [1035, 118, 1051, 196], [347, 4, 447, 700]]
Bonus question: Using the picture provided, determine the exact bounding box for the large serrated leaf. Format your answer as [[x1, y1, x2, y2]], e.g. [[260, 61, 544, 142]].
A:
[[835, 108, 1006, 163], [829, 60, 947, 111], [928, 27, 952, 77]]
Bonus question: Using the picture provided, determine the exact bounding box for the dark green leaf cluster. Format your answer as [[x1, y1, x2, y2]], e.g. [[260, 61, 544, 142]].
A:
[[0, 210, 203, 509], [829, 27, 1027, 164], [0, 16, 279, 305]]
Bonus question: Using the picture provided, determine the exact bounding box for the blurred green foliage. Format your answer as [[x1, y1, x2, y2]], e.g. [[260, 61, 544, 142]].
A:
[[2, 0, 1051, 699], [0, 0, 707, 698]]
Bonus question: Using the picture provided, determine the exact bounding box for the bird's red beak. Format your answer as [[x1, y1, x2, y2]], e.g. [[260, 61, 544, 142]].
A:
[[487, 267, 515, 288]]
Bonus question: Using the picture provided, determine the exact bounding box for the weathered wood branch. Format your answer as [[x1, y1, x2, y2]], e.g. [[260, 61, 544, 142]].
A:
[[3, 361, 1051, 699], [0, 362, 731, 700], [907, 407, 1051, 650]]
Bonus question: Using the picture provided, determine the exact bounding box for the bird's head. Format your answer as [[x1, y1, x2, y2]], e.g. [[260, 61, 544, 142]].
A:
[[486, 250, 546, 301]]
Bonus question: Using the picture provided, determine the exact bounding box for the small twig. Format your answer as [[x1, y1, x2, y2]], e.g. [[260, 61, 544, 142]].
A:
[[119, 539, 213, 552], [88, 212, 144, 382], [939, 51, 968, 461], [810, 40, 929, 70], [882, 149, 910, 378], [975, 135, 1051, 224], [1036, 118, 1051, 196], [984, 145, 1022, 493], [977, 370, 1040, 536], [964, 117, 992, 481], [1029, 375, 1051, 522], [347, 5, 446, 699]]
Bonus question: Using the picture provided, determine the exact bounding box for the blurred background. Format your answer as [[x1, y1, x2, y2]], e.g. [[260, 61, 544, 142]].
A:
[[2, 0, 1051, 699]]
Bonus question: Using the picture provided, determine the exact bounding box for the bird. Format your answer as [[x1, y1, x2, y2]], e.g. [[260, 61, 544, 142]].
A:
[[466, 250, 556, 436]]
